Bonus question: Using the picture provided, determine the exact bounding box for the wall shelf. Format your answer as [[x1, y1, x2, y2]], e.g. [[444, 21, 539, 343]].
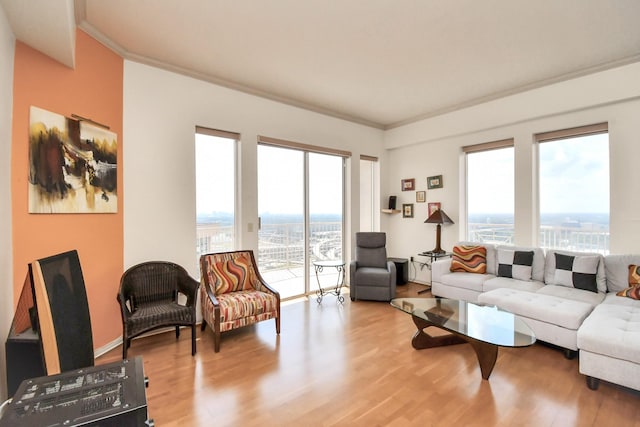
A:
[[381, 209, 401, 214]]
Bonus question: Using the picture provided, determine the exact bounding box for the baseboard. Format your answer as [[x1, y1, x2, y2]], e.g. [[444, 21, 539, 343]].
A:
[[94, 336, 123, 359], [94, 323, 204, 359]]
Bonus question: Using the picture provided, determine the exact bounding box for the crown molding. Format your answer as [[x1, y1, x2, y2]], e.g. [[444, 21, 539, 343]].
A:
[[385, 53, 640, 130]]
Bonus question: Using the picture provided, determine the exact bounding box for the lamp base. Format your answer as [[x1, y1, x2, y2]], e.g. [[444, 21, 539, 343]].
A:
[[429, 248, 446, 255]]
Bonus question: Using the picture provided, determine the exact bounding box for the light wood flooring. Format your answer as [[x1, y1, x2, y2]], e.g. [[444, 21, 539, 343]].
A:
[[97, 283, 640, 426]]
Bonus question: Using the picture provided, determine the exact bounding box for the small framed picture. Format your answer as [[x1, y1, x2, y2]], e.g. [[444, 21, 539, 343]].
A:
[[401, 178, 415, 191], [416, 191, 426, 203], [427, 175, 443, 189], [428, 202, 441, 217], [402, 203, 414, 218]]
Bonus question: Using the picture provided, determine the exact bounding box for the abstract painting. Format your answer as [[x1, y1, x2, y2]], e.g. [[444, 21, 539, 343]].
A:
[[28, 106, 118, 213]]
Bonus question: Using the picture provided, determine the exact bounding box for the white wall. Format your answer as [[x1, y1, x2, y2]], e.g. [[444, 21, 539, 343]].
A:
[[383, 62, 640, 283], [0, 5, 14, 401], [123, 61, 385, 277]]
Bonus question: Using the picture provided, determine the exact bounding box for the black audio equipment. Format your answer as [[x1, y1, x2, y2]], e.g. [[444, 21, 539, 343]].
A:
[[0, 357, 151, 427], [5, 250, 94, 397]]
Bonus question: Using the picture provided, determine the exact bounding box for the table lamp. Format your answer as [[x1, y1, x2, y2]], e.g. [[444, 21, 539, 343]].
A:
[[424, 209, 454, 254]]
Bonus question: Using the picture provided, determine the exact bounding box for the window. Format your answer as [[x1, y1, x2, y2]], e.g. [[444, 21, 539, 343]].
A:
[[359, 155, 379, 231], [195, 127, 238, 260], [536, 123, 609, 254], [465, 140, 514, 244]]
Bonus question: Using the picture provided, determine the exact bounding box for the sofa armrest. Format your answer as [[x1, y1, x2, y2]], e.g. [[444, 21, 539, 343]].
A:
[[431, 258, 452, 284]]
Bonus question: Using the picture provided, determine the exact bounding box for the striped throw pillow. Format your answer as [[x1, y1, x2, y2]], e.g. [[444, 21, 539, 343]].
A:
[[616, 265, 640, 300], [211, 255, 257, 294], [450, 245, 487, 274]]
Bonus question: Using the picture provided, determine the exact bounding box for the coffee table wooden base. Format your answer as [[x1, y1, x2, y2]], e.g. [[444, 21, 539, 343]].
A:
[[411, 315, 499, 380]]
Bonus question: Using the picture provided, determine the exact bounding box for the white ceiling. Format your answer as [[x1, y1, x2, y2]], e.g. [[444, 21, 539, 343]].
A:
[[4, 0, 640, 129]]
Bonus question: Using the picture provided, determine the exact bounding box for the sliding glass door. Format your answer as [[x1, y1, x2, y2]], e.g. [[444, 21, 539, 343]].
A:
[[308, 153, 344, 292], [258, 145, 305, 298], [258, 145, 344, 299]]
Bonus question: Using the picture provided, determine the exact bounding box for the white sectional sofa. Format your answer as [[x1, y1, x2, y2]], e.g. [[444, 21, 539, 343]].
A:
[[431, 243, 640, 391], [577, 254, 640, 391]]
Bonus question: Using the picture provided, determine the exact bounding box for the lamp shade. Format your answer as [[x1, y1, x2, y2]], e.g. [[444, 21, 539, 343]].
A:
[[424, 209, 455, 225], [424, 209, 454, 254]]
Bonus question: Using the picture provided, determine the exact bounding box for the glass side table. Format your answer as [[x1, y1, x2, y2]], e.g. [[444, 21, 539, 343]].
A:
[[312, 260, 346, 304], [415, 251, 452, 294]]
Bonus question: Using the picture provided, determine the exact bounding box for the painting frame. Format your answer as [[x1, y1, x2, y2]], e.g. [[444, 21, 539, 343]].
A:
[[427, 175, 443, 189], [416, 191, 426, 203], [428, 202, 441, 217], [401, 178, 415, 191], [403, 203, 414, 218], [28, 106, 118, 214]]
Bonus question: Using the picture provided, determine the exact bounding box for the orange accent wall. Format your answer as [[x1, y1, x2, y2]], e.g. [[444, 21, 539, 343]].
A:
[[11, 30, 123, 350]]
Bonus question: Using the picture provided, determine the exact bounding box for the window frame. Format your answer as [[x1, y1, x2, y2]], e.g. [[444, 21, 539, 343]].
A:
[[195, 126, 239, 258], [463, 138, 515, 244], [535, 122, 609, 253]]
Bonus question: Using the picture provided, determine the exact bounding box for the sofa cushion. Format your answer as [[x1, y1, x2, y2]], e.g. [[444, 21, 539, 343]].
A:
[[497, 245, 546, 282], [354, 267, 391, 287], [450, 245, 487, 273], [478, 288, 594, 330], [544, 250, 606, 293], [536, 284, 605, 307], [577, 297, 640, 363], [216, 290, 279, 331], [604, 254, 640, 293], [483, 277, 544, 294], [497, 249, 534, 281], [438, 272, 492, 292]]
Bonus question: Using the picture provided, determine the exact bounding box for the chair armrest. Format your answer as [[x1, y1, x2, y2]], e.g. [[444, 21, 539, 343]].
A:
[[116, 292, 132, 320], [201, 279, 220, 307], [257, 279, 280, 299], [431, 258, 452, 284], [349, 261, 357, 285], [177, 273, 200, 307], [386, 260, 396, 273]]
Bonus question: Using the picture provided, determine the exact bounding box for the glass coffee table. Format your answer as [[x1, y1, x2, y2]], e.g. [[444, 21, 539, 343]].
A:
[[391, 297, 536, 379]]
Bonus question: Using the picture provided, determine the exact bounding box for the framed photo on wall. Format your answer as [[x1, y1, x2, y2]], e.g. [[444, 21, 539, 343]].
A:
[[403, 203, 414, 218], [427, 175, 443, 189], [416, 191, 426, 203], [428, 202, 441, 217], [401, 178, 415, 191]]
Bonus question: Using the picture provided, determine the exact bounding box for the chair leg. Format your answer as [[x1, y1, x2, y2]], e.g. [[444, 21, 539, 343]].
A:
[[191, 324, 196, 356], [201, 320, 207, 331], [214, 331, 221, 353], [275, 316, 281, 334], [122, 337, 128, 360], [175, 326, 180, 339]]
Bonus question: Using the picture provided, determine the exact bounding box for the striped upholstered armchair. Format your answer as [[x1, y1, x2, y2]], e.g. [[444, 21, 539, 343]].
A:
[[200, 250, 280, 352]]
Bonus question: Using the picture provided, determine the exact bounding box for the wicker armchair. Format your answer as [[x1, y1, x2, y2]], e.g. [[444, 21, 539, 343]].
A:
[[200, 250, 280, 352], [117, 261, 199, 359]]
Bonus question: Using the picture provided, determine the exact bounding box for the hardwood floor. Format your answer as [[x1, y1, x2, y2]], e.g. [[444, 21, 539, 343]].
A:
[[97, 283, 639, 426]]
